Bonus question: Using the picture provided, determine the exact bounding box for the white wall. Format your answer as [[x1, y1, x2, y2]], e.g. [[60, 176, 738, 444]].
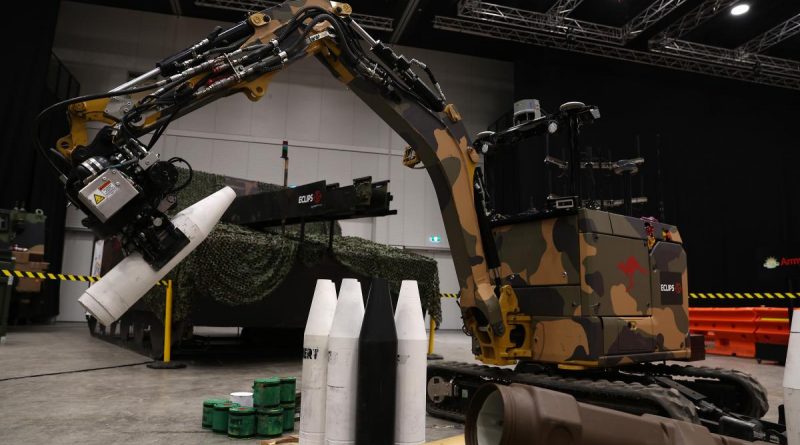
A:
[[53, 2, 513, 323], [409, 248, 463, 330]]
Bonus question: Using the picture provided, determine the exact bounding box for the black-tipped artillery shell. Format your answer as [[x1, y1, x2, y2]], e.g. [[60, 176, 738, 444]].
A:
[[355, 277, 398, 445]]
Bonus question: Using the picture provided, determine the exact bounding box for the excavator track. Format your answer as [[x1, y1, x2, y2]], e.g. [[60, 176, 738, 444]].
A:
[[426, 361, 698, 423], [624, 363, 769, 419]]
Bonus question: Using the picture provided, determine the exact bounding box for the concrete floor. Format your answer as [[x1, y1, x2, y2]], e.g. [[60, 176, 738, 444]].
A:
[[0, 324, 786, 444]]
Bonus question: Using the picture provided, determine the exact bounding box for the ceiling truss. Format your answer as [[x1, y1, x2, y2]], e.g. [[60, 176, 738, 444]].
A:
[[194, 0, 394, 32], [652, 0, 739, 42], [458, 0, 623, 45], [391, 0, 420, 42], [433, 16, 799, 89], [193, 0, 800, 89], [738, 13, 800, 54], [546, 0, 585, 17], [435, 0, 800, 91], [623, 0, 692, 41]]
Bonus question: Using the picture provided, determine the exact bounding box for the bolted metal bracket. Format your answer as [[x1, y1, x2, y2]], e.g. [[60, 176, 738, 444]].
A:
[[427, 376, 455, 403]]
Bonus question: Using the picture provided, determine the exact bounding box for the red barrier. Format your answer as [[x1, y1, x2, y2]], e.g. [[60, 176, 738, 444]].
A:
[[688, 308, 757, 358], [753, 307, 791, 345], [688, 307, 791, 359]]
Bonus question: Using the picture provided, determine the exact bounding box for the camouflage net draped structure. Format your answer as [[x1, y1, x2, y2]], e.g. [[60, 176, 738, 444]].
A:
[[142, 169, 442, 326]]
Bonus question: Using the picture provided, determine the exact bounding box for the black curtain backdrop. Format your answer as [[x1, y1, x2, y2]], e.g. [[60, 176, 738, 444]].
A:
[[487, 47, 800, 293], [2, 1, 69, 319]]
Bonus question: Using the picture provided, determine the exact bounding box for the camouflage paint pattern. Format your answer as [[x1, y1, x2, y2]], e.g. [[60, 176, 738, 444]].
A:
[[608, 212, 682, 243], [577, 209, 613, 235], [581, 232, 651, 317], [57, 0, 692, 368], [495, 216, 579, 287], [487, 208, 691, 366], [316, 49, 503, 332], [514, 286, 580, 317]]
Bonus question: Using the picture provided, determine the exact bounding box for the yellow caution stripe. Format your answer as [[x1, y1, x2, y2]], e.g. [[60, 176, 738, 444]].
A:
[[689, 292, 797, 299], [1, 269, 168, 286], [760, 317, 790, 323], [437, 291, 800, 300]]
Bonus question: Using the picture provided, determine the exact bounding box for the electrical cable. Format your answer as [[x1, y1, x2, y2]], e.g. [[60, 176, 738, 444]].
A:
[[146, 72, 212, 150], [120, 75, 192, 137], [329, 18, 439, 114], [327, 15, 436, 109], [106, 158, 137, 170], [276, 6, 328, 40], [205, 35, 250, 56], [33, 81, 181, 178], [37, 6, 440, 183], [168, 157, 193, 193], [0, 361, 153, 382], [324, 14, 364, 63], [207, 26, 224, 45]]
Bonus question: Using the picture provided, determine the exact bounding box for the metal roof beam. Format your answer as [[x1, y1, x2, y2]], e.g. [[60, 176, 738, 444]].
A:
[[347, 13, 394, 33], [433, 15, 800, 90], [193, 0, 394, 32], [738, 13, 800, 54], [651, 0, 738, 43], [390, 0, 420, 42], [652, 38, 800, 77], [170, 0, 183, 16], [624, 0, 692, 42], [459, 0, 623, 45], [546, 0, 585, 17]]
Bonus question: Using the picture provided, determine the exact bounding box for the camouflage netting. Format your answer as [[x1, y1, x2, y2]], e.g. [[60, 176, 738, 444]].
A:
[[143, 169, 442, 326]]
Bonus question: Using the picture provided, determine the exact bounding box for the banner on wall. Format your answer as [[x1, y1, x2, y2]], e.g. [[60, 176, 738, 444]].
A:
[[757, 245, 800, 290]]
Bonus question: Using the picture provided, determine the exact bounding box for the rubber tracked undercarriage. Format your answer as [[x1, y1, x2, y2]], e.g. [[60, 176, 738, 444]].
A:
[[427, 360, 784, 443]]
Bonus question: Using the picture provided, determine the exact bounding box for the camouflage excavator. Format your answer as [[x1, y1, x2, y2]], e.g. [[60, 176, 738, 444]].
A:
[[34, 0, 783, 442]]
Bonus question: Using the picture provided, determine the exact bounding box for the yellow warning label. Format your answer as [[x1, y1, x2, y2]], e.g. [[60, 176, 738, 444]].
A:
[[94, 194, 105, 205]]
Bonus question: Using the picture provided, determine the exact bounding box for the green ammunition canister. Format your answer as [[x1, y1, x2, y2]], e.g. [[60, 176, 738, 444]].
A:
[[212, 401, 239, 433], [253, 377, 281, 407], [202, 398, 228, 429], [281, 402, 296, 431], [256, 406, 284, 437], [279, 376, 297, 403], [227, 406, 256, 438]]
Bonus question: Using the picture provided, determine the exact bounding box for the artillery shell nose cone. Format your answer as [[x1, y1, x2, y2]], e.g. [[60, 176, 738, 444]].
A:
[[325, 279, 364, 445], [394, 280, 428, 445], [360, 276, 398, 341], [78, 186, 235, 326], [300, 279, 338, 445], [305, 279, 337, 336], [396, 280, 427, 341], [330, 279, 365, 338], [356, 277, 398, 445]]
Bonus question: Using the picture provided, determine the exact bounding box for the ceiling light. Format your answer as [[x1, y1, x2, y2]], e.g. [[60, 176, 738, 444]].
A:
[[731, 4, 750, 16]]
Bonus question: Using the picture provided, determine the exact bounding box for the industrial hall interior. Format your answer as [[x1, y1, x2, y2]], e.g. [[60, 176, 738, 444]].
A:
[[3, 0, 800, 444]]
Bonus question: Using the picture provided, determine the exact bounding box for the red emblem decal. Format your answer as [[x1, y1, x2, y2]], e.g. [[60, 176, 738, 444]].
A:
[[617, 256, 647, 291]]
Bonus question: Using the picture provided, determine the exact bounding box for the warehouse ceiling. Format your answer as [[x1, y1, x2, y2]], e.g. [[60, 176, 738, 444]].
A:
[[69, 0, 800, 90]]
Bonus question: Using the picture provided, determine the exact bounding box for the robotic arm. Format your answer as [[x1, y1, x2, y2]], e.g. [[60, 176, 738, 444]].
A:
[[38, 0, 506, 345]]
